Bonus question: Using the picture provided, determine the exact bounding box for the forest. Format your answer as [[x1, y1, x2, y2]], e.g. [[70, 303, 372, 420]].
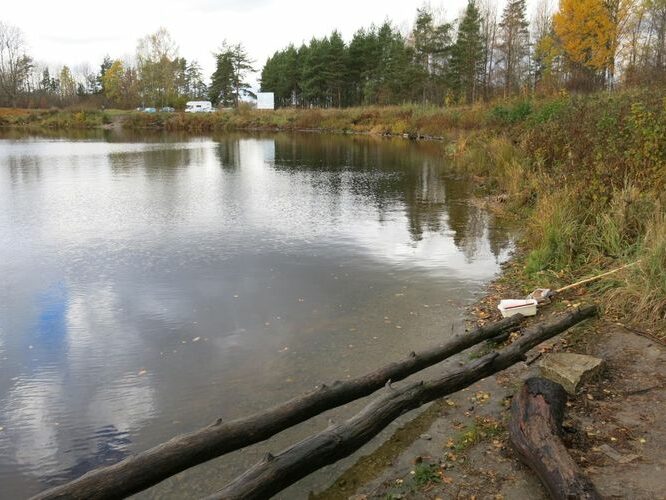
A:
[[261, 0, 666, 107], [1, 0, 665, 109]]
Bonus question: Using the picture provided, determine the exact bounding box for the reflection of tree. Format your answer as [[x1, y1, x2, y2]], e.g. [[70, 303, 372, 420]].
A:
[[401, 159, 447, 241], [487, 219, 513, 258], [271, 132, 513, 258], [274, 134, 452, 243], [443, 179, 514, 261], [45, 425, 131, 486], [7, 153, 42, 185], [108, 146, 191, 176], [214, 137, 241, 170]]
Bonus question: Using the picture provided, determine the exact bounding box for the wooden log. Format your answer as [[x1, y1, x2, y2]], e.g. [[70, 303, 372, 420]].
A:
[[33, 314, 525, 500], [209, 305, 596, 500], [508, 377, 601, 499]]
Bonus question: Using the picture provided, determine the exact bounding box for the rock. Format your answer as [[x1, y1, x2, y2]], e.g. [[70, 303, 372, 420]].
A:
[[538, 353, 604, 395], [420, 433, 432, 441], [598, 444, 639, 464]]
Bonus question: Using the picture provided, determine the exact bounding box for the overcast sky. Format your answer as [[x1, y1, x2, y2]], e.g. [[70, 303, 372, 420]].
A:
[[4, 0, 518, 85]]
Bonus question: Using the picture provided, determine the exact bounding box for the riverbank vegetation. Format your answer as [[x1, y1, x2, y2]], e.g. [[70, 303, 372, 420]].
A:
[[456, 90, 664, 332]]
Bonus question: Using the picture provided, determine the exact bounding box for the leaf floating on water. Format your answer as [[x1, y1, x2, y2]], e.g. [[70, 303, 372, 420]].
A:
[[192, 337, 200, 342]]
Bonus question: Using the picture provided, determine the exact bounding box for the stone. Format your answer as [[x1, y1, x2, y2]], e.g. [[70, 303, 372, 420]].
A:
[[538, 353, 605, 395], [598, 444, 639, 464]]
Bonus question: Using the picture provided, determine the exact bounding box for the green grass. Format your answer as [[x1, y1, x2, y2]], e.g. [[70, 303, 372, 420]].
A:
[[448, 417, 505, 453], [412, 462, 442, 487]]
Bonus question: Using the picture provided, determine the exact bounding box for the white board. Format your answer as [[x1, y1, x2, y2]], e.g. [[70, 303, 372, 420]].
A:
[[257, 92, 275, 110]]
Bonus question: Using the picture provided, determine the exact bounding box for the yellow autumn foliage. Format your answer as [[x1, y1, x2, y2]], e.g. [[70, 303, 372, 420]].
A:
[[554, 0, 615, 70]]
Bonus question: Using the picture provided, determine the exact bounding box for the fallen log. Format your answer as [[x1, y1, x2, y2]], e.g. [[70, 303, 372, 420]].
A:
[[34, 314, 525, 500], [209, 305, 596, 500], [508, 377, 601, 499]]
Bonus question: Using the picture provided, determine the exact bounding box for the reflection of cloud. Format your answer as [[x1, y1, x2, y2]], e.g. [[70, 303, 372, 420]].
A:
[[2, 374, 62, 471], [87, 376, 156, 434], [0, 283, 157, 480]]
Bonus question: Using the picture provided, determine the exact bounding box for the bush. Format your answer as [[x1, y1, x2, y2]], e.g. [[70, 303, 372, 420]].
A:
[[489, 100, 532, 124]]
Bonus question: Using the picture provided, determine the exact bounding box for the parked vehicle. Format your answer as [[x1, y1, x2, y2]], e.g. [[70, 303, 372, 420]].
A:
[[142, 107, 157, 113], [185, 101, 214, 113], [160, 107, 175, 113]]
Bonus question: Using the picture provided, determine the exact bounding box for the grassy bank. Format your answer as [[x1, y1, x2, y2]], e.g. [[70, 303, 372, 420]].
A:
[[119, 104, 493, 135], [0, 108, 112, 128], [450, 89, 665, 333]]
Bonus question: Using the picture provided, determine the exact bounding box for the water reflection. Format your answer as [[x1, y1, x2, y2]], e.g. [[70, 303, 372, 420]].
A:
[[0, 132, 512, 498]]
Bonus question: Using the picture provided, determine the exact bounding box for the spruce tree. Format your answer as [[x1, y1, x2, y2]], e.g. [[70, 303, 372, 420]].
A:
[[497, 0, 530, 95], [451, 0, 484, 103]]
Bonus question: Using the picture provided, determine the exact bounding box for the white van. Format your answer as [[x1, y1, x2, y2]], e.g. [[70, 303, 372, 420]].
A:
[[185, 101, 214, 113]]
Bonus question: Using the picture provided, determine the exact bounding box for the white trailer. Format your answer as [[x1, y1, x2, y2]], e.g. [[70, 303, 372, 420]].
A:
[[185, 101, 214, 113]]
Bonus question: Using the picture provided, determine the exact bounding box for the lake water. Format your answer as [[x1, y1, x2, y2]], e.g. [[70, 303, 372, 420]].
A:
[[0, 131, 512, 499]]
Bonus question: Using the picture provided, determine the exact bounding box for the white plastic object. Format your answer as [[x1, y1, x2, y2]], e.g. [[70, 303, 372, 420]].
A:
[[497, 299, 538, 318]]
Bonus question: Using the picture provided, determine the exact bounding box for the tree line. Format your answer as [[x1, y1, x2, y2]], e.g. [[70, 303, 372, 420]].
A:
[[1, 0, 665, 109], [0, 24, 253, 109], [261, 0, 666, 106]]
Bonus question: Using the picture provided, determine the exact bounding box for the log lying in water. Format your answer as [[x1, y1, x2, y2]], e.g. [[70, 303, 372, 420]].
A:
[[508, 377, 601, 500], [34, 314, 525, 500], [209, 305, 597, 500]]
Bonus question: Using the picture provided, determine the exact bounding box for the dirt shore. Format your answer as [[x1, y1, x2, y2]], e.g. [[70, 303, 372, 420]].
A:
[[316, 260, 666, 500]]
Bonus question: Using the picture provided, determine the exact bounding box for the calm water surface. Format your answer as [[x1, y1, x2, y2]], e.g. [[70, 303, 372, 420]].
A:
[[0, 131, 512, 498]]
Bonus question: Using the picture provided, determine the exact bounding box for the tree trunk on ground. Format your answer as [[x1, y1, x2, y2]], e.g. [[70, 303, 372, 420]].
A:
[[209, 306, 596, 500], [508, 377, 601, 500], [33, 315, 526, 500]]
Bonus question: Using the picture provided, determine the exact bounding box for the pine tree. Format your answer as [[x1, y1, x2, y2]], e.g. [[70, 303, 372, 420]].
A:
[[412, 7, 453, 103], [325, 31, 347, 107], [497, 0, 531, 95], [209, 50, 235, 107], [451, 0, 485, 103], [210, 42, 254, 107]]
